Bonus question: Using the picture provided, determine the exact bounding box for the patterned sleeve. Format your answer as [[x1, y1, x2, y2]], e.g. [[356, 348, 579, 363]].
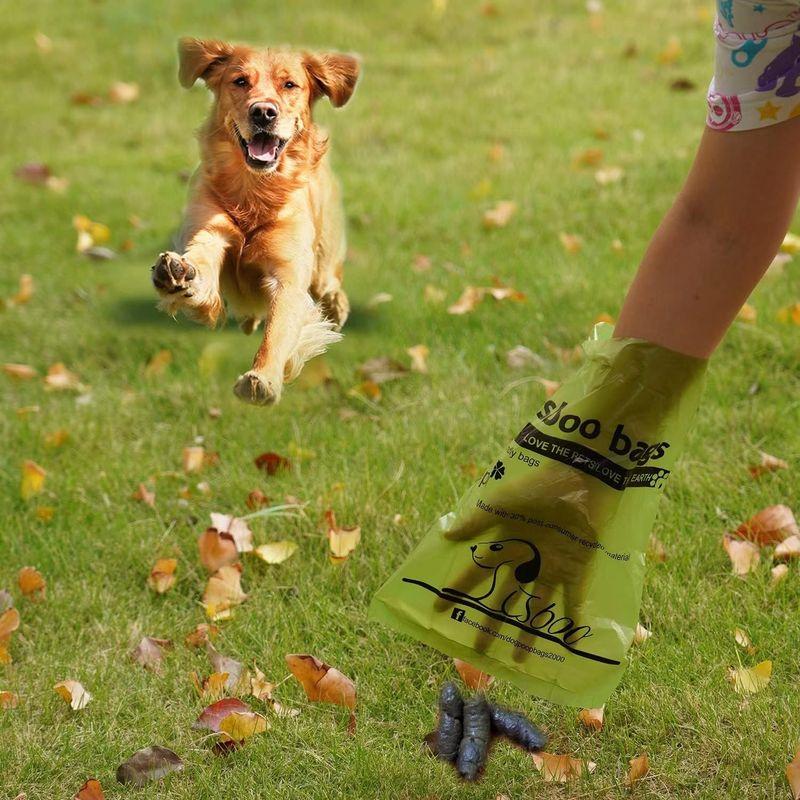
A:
[[707, 0, 800, 130]]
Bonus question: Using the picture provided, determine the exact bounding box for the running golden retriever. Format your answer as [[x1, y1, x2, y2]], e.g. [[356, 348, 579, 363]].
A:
[[151, 38, 360, 405]]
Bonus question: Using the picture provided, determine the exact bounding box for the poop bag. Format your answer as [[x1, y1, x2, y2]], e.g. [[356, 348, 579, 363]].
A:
[[370, 325, 706, 707]]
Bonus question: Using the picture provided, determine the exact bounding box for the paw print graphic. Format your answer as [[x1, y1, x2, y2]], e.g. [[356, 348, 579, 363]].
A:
[[649, 468, 669, 489], [490, 460, 505, 480]]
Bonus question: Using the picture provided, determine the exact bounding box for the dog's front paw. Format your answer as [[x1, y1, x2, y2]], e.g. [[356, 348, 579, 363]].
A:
[[233, 371, 282, 406], [151, 251, 197, 298]]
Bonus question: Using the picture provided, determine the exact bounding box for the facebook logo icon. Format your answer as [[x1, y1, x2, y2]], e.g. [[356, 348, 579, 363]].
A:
[[451, 608, 465, 622]]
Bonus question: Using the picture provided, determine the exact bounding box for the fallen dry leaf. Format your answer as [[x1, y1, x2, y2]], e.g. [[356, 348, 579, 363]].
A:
[[3, 363, 38, 380], [18, 567, 45, 600], [54, 680, 91, 710], [488, 142, 505, 162], [633, 622, 651, 645], [735, 505, 798, 545], [191, 670, 230, 701], [531, 752, 596, 782], [453, 658, 494, 690], [185, 623, 219, 648], [132, 483, 155, 508], [203, 564, 247, 620], [775, 535, 800, 561], [348, 380, 381, 401], [366, 292, 393, 309], [577, 706, 604, 731], [733, 628, 755, 655], [253, 541, 298, 565], [206, 643, 249, 694], [595, 166, 624, 185], [771, 563, 789, 585], [648, 534, 667, 562], [246, 489, 270, 510], [412, 253, 432, 273], [194, 697, 251, 732], [74, 779, 105, 800], [787, 749, 800, 799], [506, 345, 544, 371], [10, 273, 34, 305], [448, 285, 484, 315], [116, 745, 183, 787], [535, 378, 561, 398], [572, 147, 604, 168], [737, 303, 757, 324], [625, 753, 650, 788], [45, 363, 84, 392], [210, 513, 253, 553], [130, 637, 172, 672], [728, 660, 772, 695], [483, 200, 517, 229], [723, 534, 760, 576], [407, 344, 430, 374], [781, 232, 800, 254], [147, 558, 177, 594], [594, 312, 615, 326], [357, 355, 409, 384], [198, 528, 239, 573], [218, 710, 268, 743], [108, 80, 139, 104], [0, 691, 20, 709], [254, 451, 292, 475], [0, 608, 20, 664], [657, 36, 682, 65], [144, 349, 172, 377], [182, 446, 205, 473], [20, 460, 46, 501], [777, 303, 800, 325], [285, 654, 356, 716], [326, 509, 361, 565], [251, 666, 300, 718], [558, 232, 583, 255], [44, 429, 70, 448], [749, 452, 788, 478]]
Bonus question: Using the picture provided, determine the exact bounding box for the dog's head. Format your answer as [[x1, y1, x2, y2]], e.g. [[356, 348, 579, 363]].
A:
[[178, 38, 360, 174], [470, 539, 541, 584]]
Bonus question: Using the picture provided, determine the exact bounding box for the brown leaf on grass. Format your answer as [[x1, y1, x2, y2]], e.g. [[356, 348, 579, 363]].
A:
[[358, 356, 409, 384], [625, 753, 650, 788], [194, 697, 250, 732], [535, 378, 561, 398], [453, 658, 494, 690], [45, 363, 83, 391], [206, 643, 248, 693], [488, 142, 505, 162], [412, 253, 432, 273], [348, 380, 382, 401], [144, 350, 172, 377], [787, 750, 800, 799], [285, 654, 356, 713], [3, 363, 38, 380], [253, 541, 298, 565], [558, 232, 583, 254], [531, 752, 596, 782], [749, 452, 788, 478], [505, 345, 544, 371], [54, 680, 91, 710], [191, 670, 230, 701], [775, 535, 800, 561], [203, 564, 247, 620], [251, 667, 300, 718], [18, 567, 45, 600], [74, 779, 105, 800], [670, 76, 697, 91], [0, 608, 20, 664], [210, 513, 253, 553], [184, 623, 219, 648], [116, 745, 183, 787], [735, 505, 798, 545], [147, 558, 177, 594], [771, 563, 789, 585], [132, 483, 155, 508], [198, 529, 238, 573], [254, 451, 292, 475], [20, 460, 46, 501], [657, 36, 682, 64], [727, 660, 772, 695], [131, 637, 172, 672], [108, 81, 139, 104], [246, 490, 270, 510], [44, 429, 70, 448], [182, 446, 205, 473], [737, 303, 757, 324], [71, 91, 103, 106], [648, 534, 667, 562], [577, 706, 604, 731], [9, 273, 34, 306], [325, 509, 361, 565], [633, 622, 651, 645], [407, 344, 430, 374], [14, 163, 68, 192], [448, 285, 484, 315], [722, 534, 760, 576], [572, 147, 604, 168], [482, 200, 517, 229], [36, 506, 54, 522], [0, 691, 20, 709]]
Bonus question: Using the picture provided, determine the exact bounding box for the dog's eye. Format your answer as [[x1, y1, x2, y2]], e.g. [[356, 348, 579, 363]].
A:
[[283, 80, 297, 89], [232, 77, 249, 88], [489, 544, 503, 552]]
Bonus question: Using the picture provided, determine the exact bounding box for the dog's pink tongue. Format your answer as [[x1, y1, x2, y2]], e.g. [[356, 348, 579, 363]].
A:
[[247, 134, 279, 162]]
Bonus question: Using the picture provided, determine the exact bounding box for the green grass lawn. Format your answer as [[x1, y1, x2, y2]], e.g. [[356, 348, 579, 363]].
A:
[[3, 0, 800, 796]]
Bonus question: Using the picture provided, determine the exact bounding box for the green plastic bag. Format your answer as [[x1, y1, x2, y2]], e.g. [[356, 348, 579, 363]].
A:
[[370, 325, 706, 707]]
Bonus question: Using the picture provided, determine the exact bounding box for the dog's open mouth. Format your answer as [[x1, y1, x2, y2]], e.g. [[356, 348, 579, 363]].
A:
[[235, 127, 288, 172]]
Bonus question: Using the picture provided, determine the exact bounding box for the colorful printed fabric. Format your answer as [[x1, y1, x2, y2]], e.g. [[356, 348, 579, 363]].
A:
[[708, 0, 800, 130]]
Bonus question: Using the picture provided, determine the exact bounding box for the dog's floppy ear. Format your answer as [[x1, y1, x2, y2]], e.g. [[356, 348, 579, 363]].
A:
[[178, 38, 234, 88], [303, 52, 361, 107], [514, 548, 541, 584]]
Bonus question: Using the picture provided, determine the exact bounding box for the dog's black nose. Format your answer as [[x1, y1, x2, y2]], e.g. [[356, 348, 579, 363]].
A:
[[470, 545, 477, 553], [250, 102, 278, 126]]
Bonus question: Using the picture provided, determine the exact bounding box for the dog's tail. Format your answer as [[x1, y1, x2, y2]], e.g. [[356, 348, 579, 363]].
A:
[[283, 301, 342, 383]]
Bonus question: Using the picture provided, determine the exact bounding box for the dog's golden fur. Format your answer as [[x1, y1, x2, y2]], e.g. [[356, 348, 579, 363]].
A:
[[151, 38, 359, 405]]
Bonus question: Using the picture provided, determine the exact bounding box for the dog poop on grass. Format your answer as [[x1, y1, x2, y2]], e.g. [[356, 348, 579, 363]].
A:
[[427, 681, 548, 781]]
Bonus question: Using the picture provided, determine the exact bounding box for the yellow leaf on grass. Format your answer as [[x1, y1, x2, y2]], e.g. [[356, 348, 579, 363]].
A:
[[182, 446, 205, 473], [108, 81, 139, 104], [20, 460, 46, 500], [558, 232, 583, 254], [3, 364, 37, 380], [781, 232, 800, 254], [658, 36, 682, 65], [786, 749, 800, 799], [203, 565, 247, 620], [722, 534, 760, 576], [144, 350, 172, 376], [44, 429, 70, 448], [448, 286, 484, 315], [18, 567, 46, 599], [285, 653, 356, 711], [594, 312, 615, 326], [325, 509, 361, 565], [407, 344, 430, 374], [219, 710, 268, 742], [482, 200, 517, 229], [572, 147, 603, 168], [595, 166, 624, 185], [749, 451, 789, 478], [625, 753, 650, 788], [0, 608, 20, 664], [0, 691, 20, 709], [191, 671, 230, 701], [147, 558, 177, 594], [54, 679, 91, 710], [348, 380, 381, 401], [737, 303, 757, 324], [252, 541, 298, 565], [728, 660, 771, 695], [12, 274, 35, 305], [453, 658, 494, 690], [733, 628, 756, 654], [73, 215, 110, 252], [531, 752, 596, 782], [577, 706, 604, 731], [777, 303, 800, 325], [44, 363, 83, 391]]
